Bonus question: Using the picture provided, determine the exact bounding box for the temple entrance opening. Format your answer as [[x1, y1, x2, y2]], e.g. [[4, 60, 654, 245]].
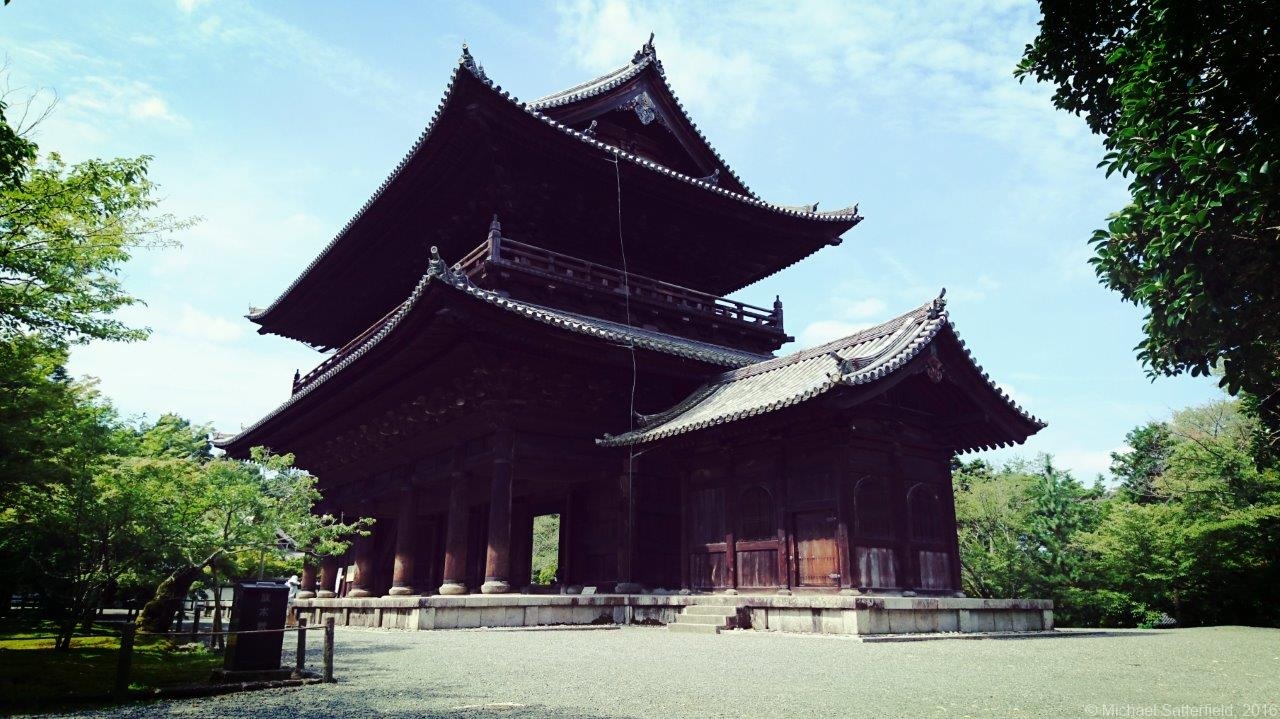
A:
[[530, 513, 560, 586]]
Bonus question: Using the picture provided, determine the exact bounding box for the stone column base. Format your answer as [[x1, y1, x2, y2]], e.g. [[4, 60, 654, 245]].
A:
[[387, 586, 416, 596], [347, 587, 372, 598], [438, 581, 468, 596], [296, 591, 316, 600], [480, 580, 511, 594], [614, 582, 643, 594], [316, 590, 336, 599]]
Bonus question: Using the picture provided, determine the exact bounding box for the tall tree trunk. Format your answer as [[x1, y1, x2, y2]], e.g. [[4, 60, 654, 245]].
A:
[[137, 565, 204, 634]]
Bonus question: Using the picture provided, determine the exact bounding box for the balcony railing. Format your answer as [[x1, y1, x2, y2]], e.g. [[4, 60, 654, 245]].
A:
[[293, 233, 783, 394], [455, 234, 783, 330]]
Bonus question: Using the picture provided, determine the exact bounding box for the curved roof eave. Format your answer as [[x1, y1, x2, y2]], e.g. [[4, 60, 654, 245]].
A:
[[597, 293, 1046, 448], [219, 249, 767, 454]]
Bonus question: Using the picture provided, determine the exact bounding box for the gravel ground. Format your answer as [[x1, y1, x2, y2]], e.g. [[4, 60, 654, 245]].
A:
[[45, 625, 1280, 719]]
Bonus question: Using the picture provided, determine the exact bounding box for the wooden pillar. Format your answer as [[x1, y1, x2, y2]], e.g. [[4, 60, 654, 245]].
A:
[[889, 444, 917, 593], [678, 472, 690, 591], [721, 447, 742, 593], [388, 484, 419, 596], [439, 471, 470, 595], [774, 447, 792, 593], [943, 452, 965, 595], [835, 443, 855, 593], [297, 557, 318, 600], [482, 432, 514, 594], [558, 488, 575, 587], [317, 555, 339, 598], [615, 456, 642, 594], [348, 510, 376, 598]]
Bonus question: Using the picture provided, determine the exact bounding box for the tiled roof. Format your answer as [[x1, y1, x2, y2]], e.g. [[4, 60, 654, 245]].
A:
[[530, 35, 756, 198], [247, 43, 860, 327], [217, 250, 766, 450], [598, 293, 1045, 448]]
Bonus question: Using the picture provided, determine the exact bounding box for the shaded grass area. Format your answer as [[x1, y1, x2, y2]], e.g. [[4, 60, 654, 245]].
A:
[[0, 620, 220, 715]]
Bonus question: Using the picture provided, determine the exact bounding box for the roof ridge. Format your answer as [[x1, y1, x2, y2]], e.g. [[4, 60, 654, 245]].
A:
[[250, 46, 862, 333], [714, 292, 944, 383]]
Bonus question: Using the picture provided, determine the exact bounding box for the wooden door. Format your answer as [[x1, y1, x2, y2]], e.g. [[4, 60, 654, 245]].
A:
[[793, 511, 839, 587]]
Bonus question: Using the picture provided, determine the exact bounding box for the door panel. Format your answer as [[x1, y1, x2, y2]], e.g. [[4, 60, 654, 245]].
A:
[[793, 511, 839, 587]]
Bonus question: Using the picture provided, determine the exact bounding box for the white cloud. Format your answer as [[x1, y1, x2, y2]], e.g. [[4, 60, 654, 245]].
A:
[[175, 305, 243, 343], [836, 297, 888, 319], [798, 319, 870, 348], [1053, 448, 1121, 481], [177, 0, 212, 13], [129, 96, 180, 123]]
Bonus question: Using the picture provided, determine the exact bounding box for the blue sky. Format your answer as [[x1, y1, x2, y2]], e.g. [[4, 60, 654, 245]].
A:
[[2, 0, 1223, 479]]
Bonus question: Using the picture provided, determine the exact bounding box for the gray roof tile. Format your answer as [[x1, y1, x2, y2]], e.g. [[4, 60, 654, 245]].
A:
[[598, 293, 1045, 447]]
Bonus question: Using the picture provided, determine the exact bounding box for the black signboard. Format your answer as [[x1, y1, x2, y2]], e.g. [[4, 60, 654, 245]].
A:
[[224, 582, 289, 671]]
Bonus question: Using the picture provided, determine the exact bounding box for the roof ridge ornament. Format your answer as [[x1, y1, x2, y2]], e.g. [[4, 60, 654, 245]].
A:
[[427, 245, 450, 278], [632, 32, 656, 64], [460, 42, 490, 84], [928, 288, 948, 319]]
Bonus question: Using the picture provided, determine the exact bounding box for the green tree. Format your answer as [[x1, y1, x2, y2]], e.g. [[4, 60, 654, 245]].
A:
[[1017, 0, 1280, 446], [1110, 421, 1173, 502], [135, 449, 369, 633], [953, 459, 1038, 598], [0, 152, 189, 345], [0, 376, 142, 648], [137, 413, 212, 462]]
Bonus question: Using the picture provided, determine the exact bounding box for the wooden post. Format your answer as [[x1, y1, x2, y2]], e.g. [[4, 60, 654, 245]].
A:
[[439, 470, 470, 595], [318, 556, 339, 599], [482, 432, 514, 594], [614, 457, 643, 594], [323, 617, 335, 683], [114, 624, 135, 696], [678, 472, 690, 591], [298, 558, 318, 600], [293, 617, 307, 679], [348, 504, 376, 598], [389, 483, 419, 596]]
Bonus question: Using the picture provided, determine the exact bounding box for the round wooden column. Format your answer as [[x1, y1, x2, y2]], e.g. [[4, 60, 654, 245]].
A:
[[297, 557, 318, 599], [614, 464, 643, 594], [481, 452, 513, 594], [347, 529, 376, 598], [317, 555, 339, 598], [438, 471, 470, 595], [388, 485, 419, 596]]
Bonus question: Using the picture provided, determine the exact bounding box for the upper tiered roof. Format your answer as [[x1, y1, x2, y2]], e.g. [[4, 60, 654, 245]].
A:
[[246, 39, 862, 350]]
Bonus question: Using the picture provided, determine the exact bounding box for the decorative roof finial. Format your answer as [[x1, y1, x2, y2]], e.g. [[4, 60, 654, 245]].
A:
[[633, 32, 656, 63], [584, 119, 598, 138], [460, 42, 489, 83], [928, 288, 948, 319], [292, 369, 300, 385], [428, 245, 448, 277]]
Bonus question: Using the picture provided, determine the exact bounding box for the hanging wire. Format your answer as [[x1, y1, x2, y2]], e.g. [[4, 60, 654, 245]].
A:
[[607, 153, 639, 582]]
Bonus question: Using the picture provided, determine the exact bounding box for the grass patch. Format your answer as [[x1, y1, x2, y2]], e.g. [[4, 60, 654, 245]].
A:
[[0, 620, 221, 715]]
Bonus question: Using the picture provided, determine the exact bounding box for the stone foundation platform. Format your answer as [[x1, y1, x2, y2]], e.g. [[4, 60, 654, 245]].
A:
[[293, 594, 1052, 636]]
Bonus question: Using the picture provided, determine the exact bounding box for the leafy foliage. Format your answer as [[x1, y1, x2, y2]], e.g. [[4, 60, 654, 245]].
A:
[[955, 397, 1280, 628], [1110, 421, 1173, 502], [0, 153, 191, 345], [1018, 0, 1280, 448]]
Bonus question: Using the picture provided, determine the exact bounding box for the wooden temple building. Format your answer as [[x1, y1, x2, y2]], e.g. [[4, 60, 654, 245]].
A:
[[219, 39, 1048, 634]]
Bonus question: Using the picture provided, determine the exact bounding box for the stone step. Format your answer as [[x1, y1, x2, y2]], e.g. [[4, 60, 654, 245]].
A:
[[668, 622, 720, 635], [683, 605, 738, 616], [674, 614, 733, 626]]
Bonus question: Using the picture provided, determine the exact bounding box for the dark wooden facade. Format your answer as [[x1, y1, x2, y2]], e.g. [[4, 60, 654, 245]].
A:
[[219, 40, 1044, 599]]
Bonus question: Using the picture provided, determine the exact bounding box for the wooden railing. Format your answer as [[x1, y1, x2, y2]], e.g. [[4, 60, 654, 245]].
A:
[[293, 234, 783, 393], [294, 302, 404, 392], [455, 235, 783, 330]]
